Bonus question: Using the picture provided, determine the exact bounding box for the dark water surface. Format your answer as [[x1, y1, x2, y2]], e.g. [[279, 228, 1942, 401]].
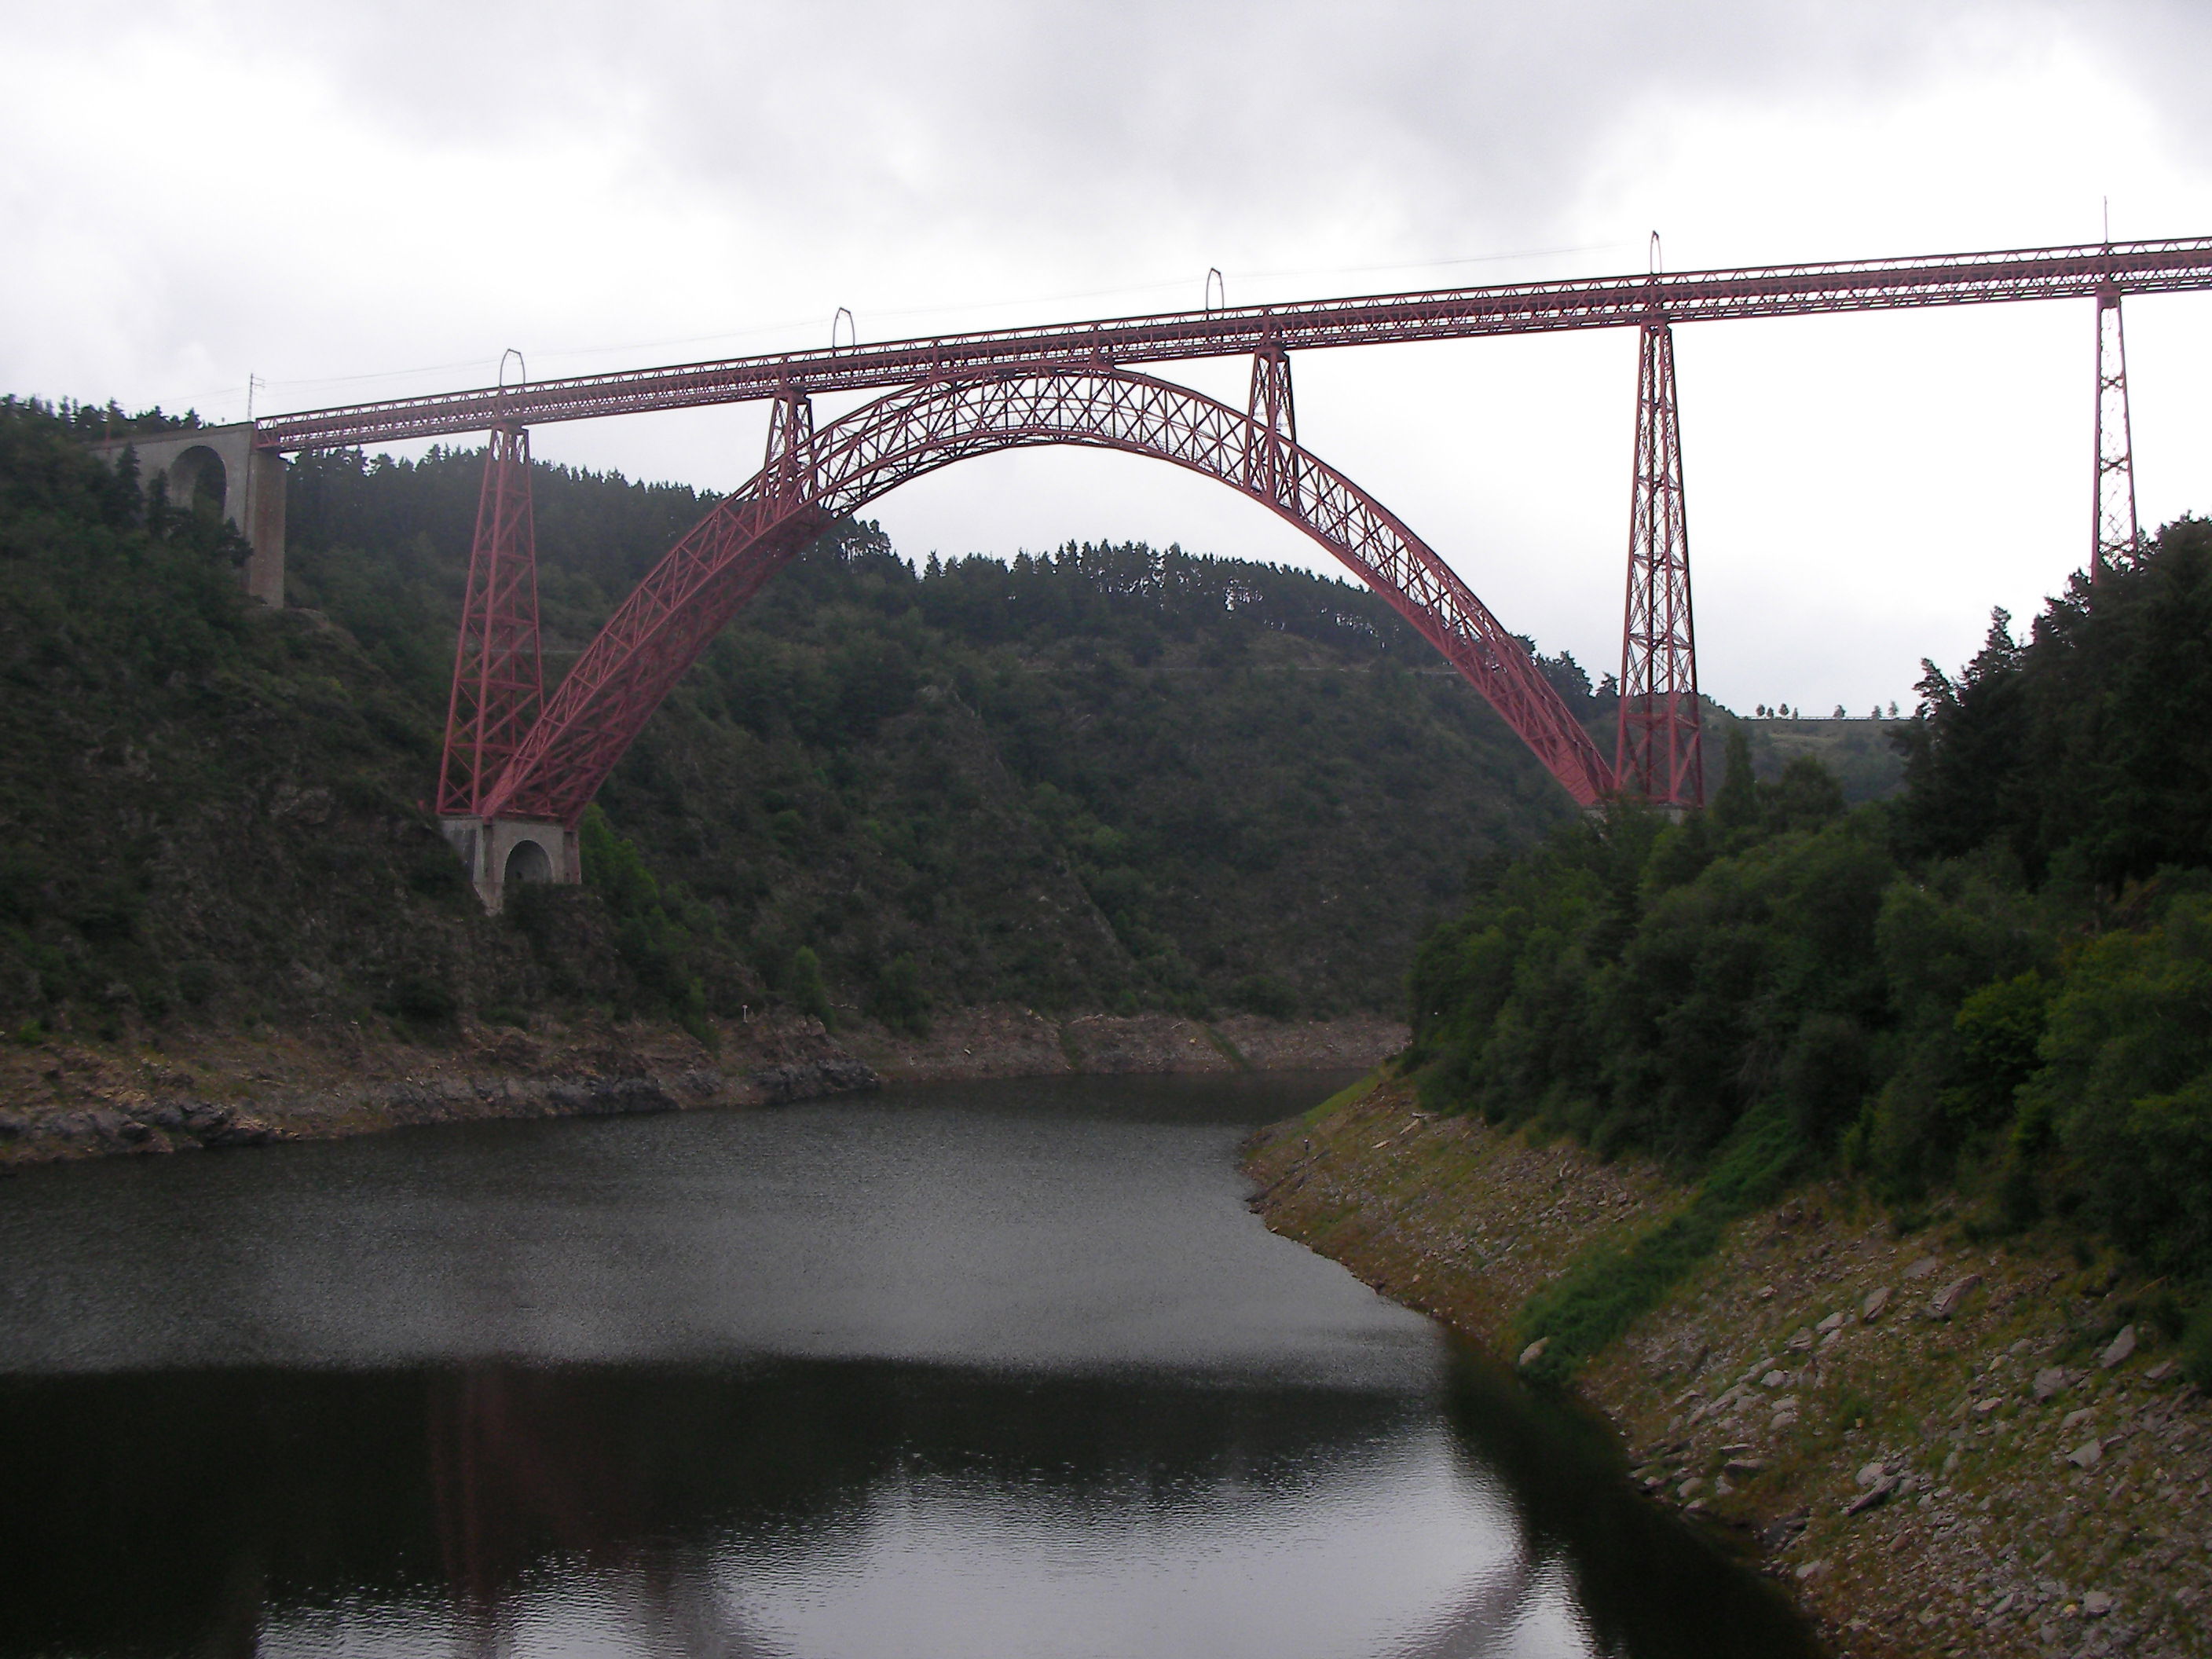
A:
[[0, 1074, 1820, 1658]]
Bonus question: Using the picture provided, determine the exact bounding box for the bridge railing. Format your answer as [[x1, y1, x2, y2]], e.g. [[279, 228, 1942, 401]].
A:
[[253, 237, 2212, 454]]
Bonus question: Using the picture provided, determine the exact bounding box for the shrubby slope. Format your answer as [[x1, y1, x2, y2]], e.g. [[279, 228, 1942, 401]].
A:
[[0, 397, 1579, 1040], [1405, 517, 2212, 1371]]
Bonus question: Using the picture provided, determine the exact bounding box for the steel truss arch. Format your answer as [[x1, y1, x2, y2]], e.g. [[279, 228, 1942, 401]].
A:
[[479, 368, 1614, 826]]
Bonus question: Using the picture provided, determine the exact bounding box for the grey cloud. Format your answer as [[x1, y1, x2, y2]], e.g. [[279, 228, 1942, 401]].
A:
[[156, 2, 2141, 240]]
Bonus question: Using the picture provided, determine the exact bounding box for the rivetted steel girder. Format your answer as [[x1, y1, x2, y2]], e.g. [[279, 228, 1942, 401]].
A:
[[256, 237, 2212, 454], [477, 368, 1614, 825]]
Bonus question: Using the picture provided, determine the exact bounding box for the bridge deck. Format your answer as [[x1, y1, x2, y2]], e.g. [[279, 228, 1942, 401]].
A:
[[254, 237, 2212, 453]]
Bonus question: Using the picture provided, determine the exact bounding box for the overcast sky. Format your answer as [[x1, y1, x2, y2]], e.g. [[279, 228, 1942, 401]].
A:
[[6, 0, 2210, 712]]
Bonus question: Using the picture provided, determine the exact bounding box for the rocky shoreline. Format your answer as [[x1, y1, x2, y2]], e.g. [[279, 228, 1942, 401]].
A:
[[1245, 1074, 2212, 1659], [0, 1005, 1407, 1169]]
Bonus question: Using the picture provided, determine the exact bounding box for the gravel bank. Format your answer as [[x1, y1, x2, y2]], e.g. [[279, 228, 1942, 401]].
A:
[[1246, 1074, 2212, 1659], [0, 1006, 1404, 1168]]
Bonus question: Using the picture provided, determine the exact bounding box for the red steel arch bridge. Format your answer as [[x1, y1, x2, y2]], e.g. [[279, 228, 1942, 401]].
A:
[[243, 236, 2212, 905]]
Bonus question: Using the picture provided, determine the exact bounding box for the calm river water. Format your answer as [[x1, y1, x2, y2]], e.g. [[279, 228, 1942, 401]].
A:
[[0, 1074, 1820, 1658]]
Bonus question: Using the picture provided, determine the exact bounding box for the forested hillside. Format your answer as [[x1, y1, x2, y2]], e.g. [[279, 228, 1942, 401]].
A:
[[1407, 517, 2212, 1376], [0, 396, 1582, 1042]]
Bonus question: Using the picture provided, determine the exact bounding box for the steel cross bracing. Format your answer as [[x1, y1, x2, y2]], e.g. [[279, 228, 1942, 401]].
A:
[[438, 425, 544, 816], [255, 237, 2212, 453], [474, 368, 1613, 827], [2093, 287, 2141, 584], [1617, 324, 1702, 808]]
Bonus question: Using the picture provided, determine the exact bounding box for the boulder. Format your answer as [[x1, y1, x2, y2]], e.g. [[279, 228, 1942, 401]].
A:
[[1928, 1273, 1982, 1320], [1785, 1326, 1815, 1353], [2099, 1325, 2137, 1370], [1517, 1338, 1549, 1369], [2083, 1591, 2113, 1618], [1844, 1479, 1895, 1516], [1903, 1255, 1943, 1280], [1761, 1511, 1810, 1550], [749, 1059, 881, 1104], [201, 1115, 275, 1148], [2066, 1437, 2104, 1469], [1815, 1309, 1847, 1334], [2033, 1366, 2070, 1402], [580, 1077, 681, 1115], [1862, 1286, 1892, 1321]]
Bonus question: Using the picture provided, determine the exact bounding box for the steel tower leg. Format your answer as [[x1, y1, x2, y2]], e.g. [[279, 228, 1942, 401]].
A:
[[1243, 341, 1298, 501], [764, 382, 818, 511], [2093, 285, 2140, 585], [438, 425, 545, 816], [1617, 320, 1704, 810]]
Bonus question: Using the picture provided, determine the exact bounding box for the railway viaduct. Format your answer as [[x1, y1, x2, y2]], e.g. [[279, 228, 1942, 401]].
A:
[[92, 236, 2212, 909]]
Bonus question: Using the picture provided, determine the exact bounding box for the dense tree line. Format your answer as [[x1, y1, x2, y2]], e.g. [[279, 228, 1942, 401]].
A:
[[1408, 518, 2212, 1368], [281, 442, 1595, 1022], [0, 397, 1584, 1039]]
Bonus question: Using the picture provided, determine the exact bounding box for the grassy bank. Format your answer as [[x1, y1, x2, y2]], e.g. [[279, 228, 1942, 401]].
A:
[[1247, 1073, 2212, 1659]]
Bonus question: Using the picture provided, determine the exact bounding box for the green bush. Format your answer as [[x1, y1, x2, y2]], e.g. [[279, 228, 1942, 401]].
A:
[[866, 951, 930, 1035], [2021, 895, 2212, 1275], [786, 945, 833, 1029], [173, 959, 218, 1007], [2183, 1302, 2212, 1390], [387, 972, 456, 1024], [1229, 972, 1299, 1020]]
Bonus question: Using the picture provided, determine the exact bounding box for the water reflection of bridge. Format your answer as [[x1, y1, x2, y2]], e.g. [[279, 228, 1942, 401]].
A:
[[0, 1353, 1815, 1657]]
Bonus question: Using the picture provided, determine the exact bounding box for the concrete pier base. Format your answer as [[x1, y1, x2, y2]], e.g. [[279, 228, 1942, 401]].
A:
[[90, 423, 287, 605], [439, 817, 580, 914]]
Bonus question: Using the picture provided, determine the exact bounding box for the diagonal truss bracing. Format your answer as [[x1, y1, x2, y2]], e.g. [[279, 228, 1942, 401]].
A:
[[1617, 324, 1702, 809], [476, 368, 1613, 826], [255, 238, 2212, 454], [2093, 287, 2140, 584], [438, 425, 544, 816]]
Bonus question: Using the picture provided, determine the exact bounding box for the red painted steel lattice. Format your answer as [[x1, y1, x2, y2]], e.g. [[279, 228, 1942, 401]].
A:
[[472, 367, 1613, 826], [1243, 339, 1297, 500], [358, 233, 2212, 831], [1617, 323, 1702, 809], [438, 426, 544, 816], [255, 238, 2212, 455], [2093, 287, 2141, 584]]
